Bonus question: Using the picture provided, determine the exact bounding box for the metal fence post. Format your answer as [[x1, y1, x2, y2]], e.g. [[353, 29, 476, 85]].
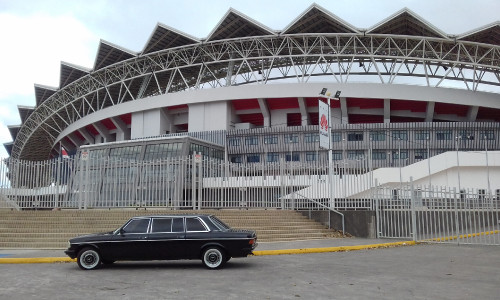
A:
[[410, 177, 417, 242]]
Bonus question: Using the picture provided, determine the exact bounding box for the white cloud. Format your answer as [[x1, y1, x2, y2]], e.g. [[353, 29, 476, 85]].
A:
[[0, 12, 98, 157], [0, 12, 97, 99]]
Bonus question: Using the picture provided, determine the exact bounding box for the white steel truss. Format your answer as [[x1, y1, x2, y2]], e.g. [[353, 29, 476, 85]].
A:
[[12, 33, 500, 160]]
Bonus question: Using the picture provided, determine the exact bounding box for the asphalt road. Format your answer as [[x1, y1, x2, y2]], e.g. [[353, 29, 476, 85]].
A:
[[0, 243, 499, 300]]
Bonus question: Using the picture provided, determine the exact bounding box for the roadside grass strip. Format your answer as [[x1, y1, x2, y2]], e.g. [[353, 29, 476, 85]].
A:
[[252, 241, 417, 256]]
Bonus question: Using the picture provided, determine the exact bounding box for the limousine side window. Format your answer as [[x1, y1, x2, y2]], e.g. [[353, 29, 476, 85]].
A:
[[172, 218, 184, 232], [151, 218, 173, 233], [186, 217, 207, 232], [122, 218, 150, 234]]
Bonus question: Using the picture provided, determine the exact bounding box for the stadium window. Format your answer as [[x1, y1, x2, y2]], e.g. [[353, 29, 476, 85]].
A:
[[230, 155, 242, 163], [332, 151, 342, 160], [227, 137, 240, 146], [266, 152, 279, 162], [306, 151, 317, 161], [245, 136, 259, 146], [348, 150, 364, 159], [371, 150, 387, 160], [264, 135, 278, 144], [480, 130, 495, 140], [332, 132, 342, 142], [392, 130, 408, 141], [436, 130, 452, 140], [284, 134, 299, 144], [370, 131, 386, 141], [415, 131, 430, 140], [458, 131, 474, 140], [347, 132, 363, 141], [414, 149, 428, 160], [304, 133, 319, 143], [246, 154, 260, 163], [285, 151, 300, 162], [392, 150, 408, 160]]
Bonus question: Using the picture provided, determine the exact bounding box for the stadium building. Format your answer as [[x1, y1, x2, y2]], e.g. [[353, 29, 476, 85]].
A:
[[2, 4, 500, 209]]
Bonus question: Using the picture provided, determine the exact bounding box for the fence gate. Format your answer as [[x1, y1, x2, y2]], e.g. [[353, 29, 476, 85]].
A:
[[375, 181, 500, 245]]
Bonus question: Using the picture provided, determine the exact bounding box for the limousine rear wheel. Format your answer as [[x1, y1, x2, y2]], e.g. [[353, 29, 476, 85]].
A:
[[202, 247, 226, 269], [77, 247, 101, 270]]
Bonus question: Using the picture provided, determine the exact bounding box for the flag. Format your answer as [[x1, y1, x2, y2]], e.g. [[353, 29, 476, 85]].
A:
[[62, 147, 70, 159]]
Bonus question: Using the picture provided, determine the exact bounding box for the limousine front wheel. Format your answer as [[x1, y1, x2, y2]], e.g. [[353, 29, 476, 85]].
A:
[[202, 247, 226, 269], [77, 247, 101, 270]]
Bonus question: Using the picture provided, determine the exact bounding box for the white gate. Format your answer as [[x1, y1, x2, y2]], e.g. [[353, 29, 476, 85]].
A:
[[375, 180, 500, 245]]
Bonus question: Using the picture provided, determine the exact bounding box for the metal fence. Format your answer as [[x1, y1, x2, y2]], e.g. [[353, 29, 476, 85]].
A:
[[0, 154, 374, 211], [375, 180, 500, 245]]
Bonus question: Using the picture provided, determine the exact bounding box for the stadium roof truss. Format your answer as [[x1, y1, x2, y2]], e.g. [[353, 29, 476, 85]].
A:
[[8, 6, 500, 160]]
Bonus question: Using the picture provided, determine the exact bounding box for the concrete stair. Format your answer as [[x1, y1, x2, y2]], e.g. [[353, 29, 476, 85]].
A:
[[0, 209, 344, 249]]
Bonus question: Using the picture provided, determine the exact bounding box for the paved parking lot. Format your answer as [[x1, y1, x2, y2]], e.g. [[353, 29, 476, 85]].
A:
[[0, 243, 499, 299]]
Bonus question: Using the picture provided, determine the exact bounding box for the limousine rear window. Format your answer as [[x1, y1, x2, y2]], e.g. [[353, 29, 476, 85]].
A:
[[209, 216, 230, 231], [186, 217, 207, 232]]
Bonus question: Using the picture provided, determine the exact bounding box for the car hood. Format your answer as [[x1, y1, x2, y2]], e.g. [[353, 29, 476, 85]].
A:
[[69, 231, 114, 243]]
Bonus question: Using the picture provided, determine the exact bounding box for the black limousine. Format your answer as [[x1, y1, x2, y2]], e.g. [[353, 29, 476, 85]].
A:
[[65, 214, 257, 270]]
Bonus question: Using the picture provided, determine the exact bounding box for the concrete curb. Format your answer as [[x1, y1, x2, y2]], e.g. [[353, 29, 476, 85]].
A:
[[0, 241, 417, 264], [253, 241, 417, 256], [0, 257, 75, 264]]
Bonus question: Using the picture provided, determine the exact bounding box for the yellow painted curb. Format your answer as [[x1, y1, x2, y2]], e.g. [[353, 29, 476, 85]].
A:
[[0, 257, 75, 264], [423, 230, 500, 242], [252, 241, 417, 256]]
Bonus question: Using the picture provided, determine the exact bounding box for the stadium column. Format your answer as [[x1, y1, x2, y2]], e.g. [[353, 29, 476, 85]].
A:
[[111, 116, 131, 141], [384, 99, 391, 123], [467, 106, 479, 122], [78, 128, 95, 144], [425, 102, 435, 122], [298, 97, 309, 126], [258, 98, 270, 128], [66, 133, 83, 148], [340, 97, 348, 124], [93, 122, 113, 142]]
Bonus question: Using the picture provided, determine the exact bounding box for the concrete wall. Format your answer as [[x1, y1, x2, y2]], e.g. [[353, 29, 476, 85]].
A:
[[188, 101, 231, 132], [301, 210, 376, 238], [131, 108, 171, 139]]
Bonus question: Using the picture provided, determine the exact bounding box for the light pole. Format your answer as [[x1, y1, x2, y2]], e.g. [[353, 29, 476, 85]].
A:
[[483, 134, 491, 198], [455, 136, 462, 197], [319, 88, 341, 209]]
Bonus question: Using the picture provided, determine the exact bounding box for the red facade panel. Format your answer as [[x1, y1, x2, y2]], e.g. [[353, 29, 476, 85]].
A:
[[390, 99, 426, 113], [349, 114, 383, 124], [390, 116, 425, 123], [168, 104, 188, 110], [347, 98, 384, 109], [85, 125, 99, 136], [434, 102, 468, 117], [101, 119, 117, 130], [238, 113, 264, 126], [266, 98, 299, 110], [476, 107, 500, 121], [287, 113, 302, 126], [119, 113, 132, 125], [232, 99, 260, 110]]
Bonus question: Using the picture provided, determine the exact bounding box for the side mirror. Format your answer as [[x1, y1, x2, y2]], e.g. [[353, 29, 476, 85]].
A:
[[119, 228, 125, 235]]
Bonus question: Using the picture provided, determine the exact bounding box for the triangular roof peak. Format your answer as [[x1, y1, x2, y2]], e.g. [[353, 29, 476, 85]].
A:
[[141, 23, 200, 54], [206, 8, 276, 42], [367, 8, 448, 39], [34, 84, 58, 107], [283, 3, 360, 34], [93, 39, 137, 71], [60, 61, 91, 88], [457, 21, 500, 46]]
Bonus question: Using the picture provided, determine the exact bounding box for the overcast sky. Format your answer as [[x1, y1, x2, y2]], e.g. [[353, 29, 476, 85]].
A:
[[0, 0, 498, 159]]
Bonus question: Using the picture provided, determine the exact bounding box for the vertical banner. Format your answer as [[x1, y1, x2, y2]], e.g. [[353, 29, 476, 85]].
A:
[[318, 99, 329, 150]]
